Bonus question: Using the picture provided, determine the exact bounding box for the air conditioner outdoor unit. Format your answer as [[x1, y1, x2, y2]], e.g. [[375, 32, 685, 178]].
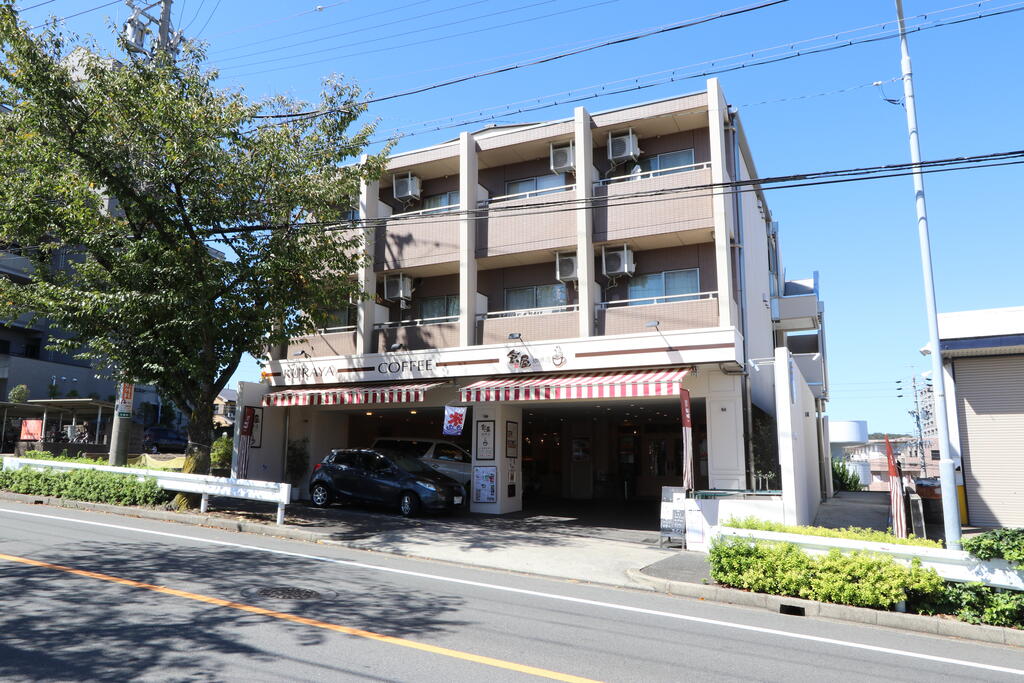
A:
[[608, 129, 640, 163], [550, 141, 575, 173], [602, 245, 635, 278], [393, 172, 421, 202], [383, 273, 413, 301], [555, 252, 578, 282]]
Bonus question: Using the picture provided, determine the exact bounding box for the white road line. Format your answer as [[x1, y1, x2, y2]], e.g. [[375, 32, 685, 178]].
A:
[[2, 505, 1023, 677]]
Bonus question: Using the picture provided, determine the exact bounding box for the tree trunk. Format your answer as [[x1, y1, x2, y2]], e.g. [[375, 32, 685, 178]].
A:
[[172, 400, 215, 511]]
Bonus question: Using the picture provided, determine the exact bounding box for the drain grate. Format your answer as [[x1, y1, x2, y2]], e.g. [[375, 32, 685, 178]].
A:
[[247, 587, 322, 601]]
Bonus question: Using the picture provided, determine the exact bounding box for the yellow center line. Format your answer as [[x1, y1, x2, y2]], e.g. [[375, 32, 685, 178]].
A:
[[0, 551, 601, 683]]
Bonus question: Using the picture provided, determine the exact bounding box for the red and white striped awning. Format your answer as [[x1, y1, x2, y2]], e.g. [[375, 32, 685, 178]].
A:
[[459, 368, 690, 403], [263, 381, 446, 407]]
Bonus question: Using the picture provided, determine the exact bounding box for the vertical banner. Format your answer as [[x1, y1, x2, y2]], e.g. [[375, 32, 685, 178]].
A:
[[886, 434, 908, 538], [237, 406, 255, 478], [442, 405, 468, 436], [115, 383, 135, 419], [680, 388, 694, 492]]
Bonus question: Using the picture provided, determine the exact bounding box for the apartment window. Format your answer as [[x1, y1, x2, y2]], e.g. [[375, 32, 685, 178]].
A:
[[504, 173, 568, 198], [419, 295, 459, 320], [638, 149, 695, 175], [627, 269, 700, 304], [931, 450, 940, 461], [504, 283, 568, 311], [422, 191, 459, 212], [324, 306, 357, 330]]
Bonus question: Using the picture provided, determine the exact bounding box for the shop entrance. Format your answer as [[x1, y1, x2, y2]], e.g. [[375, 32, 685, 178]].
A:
[[521, 398, 707, 503]]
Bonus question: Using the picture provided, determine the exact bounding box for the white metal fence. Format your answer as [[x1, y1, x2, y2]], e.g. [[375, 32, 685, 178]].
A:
[[2, 456, 292, 525]]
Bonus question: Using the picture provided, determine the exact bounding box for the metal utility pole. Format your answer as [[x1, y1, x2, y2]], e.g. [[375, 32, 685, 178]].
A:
[[910, 375, 925, 476], [894, 0, 961, 549], [123, 1, 182, 59]]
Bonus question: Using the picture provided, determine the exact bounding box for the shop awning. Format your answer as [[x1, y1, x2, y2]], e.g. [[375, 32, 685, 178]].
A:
[[459, 368, 690, 402], [263, 381, 446, 407]]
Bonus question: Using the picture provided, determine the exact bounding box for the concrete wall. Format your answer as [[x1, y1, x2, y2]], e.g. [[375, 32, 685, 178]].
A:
[[775, 347, 821, 525], [3, 355, 116, 401], [232, 381, 286, 483]]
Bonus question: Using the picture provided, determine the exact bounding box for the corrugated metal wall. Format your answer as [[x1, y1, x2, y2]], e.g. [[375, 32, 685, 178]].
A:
[[956, 356, 1024, 527]]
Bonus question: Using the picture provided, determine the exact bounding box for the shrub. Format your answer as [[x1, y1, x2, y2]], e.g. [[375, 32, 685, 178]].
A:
[[210, 434, 233, 469], [831, 459, 863, 492], [912, 582, 1024, 628], [21, 451, 121, 466], [722, 516, 941, 548], [961, 529, 1024, 564], [7, 383, 28, 403], [0, 467, 170, 506], [710, 536, 945, 610]]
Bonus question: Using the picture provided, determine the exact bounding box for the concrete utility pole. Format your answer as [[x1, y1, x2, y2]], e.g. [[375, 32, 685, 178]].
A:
[[123, 0, 182, 59], [108, 1, 178, 466], [894, 0, 961, 549]]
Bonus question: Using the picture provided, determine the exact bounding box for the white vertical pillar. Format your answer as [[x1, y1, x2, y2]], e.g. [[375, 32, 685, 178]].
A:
[[574, 107, 596, 337], [459, 132, 479, 347], [469, 403, 523, 514], [357, 160, 380, 355], [707, 78, 734, 329]]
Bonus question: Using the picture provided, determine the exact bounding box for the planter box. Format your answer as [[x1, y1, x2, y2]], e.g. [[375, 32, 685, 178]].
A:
[[715, 526, 1024, 591]]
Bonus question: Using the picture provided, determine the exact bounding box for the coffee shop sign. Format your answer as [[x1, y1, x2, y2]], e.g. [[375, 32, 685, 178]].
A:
[[284, 358, 436, 381]]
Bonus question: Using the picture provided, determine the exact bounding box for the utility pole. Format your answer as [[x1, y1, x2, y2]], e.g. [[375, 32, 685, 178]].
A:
[[910, 375, 925, 476], [108, 1, 179, 466], [123, 1, 182, 59], [894, 0, 961, 549]]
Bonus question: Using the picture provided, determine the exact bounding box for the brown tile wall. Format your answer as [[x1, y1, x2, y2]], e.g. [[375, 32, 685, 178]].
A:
[[597, 298, 719, 335]]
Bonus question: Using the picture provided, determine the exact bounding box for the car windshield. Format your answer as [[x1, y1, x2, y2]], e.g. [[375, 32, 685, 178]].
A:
[[378, 451, 433, 474]]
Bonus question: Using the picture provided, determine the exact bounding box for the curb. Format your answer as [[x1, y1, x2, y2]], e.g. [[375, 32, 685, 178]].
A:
[[0, 492, 656, 591], [0, 491, 330, 545], [625, 568, 1024, 648]]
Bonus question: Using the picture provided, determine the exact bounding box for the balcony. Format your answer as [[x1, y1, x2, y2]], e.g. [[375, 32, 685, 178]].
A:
[[477, 305, 579, 345], [477, 185, 576, 258], [592, 163, 713, 243], [596, 292, 719, 335], [375, 207, 460, 271], [773, 274, 820, 332], [375, 317, 460, 353], [288, 327, 357, 359], [793, 352, 827, 400]]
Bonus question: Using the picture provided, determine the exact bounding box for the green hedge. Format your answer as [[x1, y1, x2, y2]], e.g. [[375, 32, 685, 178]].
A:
[[21, 450, 122, 466], [0, 467, 169, 506], [961, 529, 1024, 564], [710, 536, 943, 609], [722, 516, 941, 548]]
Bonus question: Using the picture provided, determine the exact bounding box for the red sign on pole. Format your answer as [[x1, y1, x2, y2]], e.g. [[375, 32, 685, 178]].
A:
[[240, 406, 255, 437]]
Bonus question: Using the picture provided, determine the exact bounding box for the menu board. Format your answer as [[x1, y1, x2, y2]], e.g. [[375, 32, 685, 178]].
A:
[[473, 466, 497, 503]]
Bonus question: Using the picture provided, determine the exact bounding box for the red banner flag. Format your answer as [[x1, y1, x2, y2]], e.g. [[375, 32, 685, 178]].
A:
[[886, 435, 908, 538]]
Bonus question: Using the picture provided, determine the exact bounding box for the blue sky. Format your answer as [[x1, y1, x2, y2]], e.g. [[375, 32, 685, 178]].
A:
[[16, 0, 1024, 434]]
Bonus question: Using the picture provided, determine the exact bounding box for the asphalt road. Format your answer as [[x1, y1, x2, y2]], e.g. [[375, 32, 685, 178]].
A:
[[2, 502, 1024, 682]]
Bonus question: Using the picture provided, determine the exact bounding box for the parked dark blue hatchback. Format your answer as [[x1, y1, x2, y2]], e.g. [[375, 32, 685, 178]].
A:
[[308, 448, 465, 517]]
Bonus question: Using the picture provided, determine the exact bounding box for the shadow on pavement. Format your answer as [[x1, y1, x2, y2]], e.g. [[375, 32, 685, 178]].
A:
[[0, 540, 468, 682]]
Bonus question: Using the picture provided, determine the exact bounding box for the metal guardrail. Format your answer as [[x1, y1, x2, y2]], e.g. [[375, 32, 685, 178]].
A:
[[2, 456, 292, 525], [715, 526, 1024, 591], [594, 161, 711, 186], [477, 304, 579, 320]]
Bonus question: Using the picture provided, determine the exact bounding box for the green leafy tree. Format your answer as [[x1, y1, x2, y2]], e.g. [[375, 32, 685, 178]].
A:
[[7, 383, 28, 403], [0, 6, 386, 508]]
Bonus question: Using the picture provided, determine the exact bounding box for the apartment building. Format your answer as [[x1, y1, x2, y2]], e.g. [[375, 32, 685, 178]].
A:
[[236, 79, 829, 519]]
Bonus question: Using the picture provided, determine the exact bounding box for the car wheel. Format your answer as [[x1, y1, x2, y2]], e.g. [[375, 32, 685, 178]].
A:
[[310, 483, 332, 508], [399, 491, 421, 518]]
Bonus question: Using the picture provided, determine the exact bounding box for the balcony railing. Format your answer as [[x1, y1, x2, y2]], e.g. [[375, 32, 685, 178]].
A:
[[594, 161, 711, 187], [477, 305, 579, 345], [483, 184, 574, 205], [375, 316, 460, 352], [596, 291, 719, 335]]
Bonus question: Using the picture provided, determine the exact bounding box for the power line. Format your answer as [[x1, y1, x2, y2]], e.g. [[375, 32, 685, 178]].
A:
[[206, 149, 1024, 243], [215, 0, 496, 63], [209, 0, 430, 45], [228, 0, 627, 77], [193, 0, 221, 38], [361, 1, 1023, 143], [15, 1, 59, 11], [249, 0, 790, 120], [207, 1, 353, 40], [29, 0, 121, 29]]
